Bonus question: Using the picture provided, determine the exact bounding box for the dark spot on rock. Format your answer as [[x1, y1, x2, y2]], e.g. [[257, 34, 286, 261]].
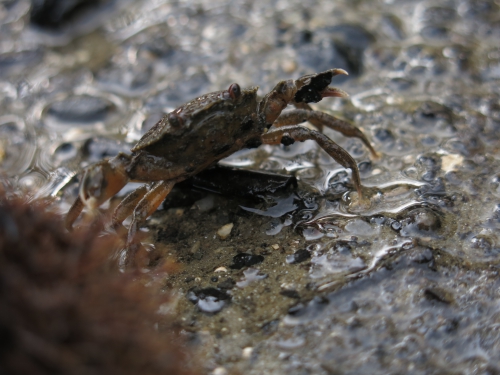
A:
[[30, 0, 102, 29], [287, 302, 306, 316], [358, 161, 372, 174], [334, 240, 353, 253], [213, 144, 231, 156], [281, 135, 295, 146], [286, 249, 311, 264], [184, 165, 196, 173], [187, 287, 230, 314], [261, 319, 279, 335], [421, 26, 449, 40], [347, 317, 363, 329], [408, 208, 441, 231], [441, 317, 460, 333], [374, 128, 394, 143], [0, 51, 43, 76], [245, 138, 262, 149], [295, 24, 374, 79], [230, 253, 264, 269], [47, 95, 114, 124], [470, 236, 492, 251], [411, 101, 453, 130], [390, 220, 402, 231], [280, 290, 300, 299], [417, 154, 441, 170], [424, 286, 454, 304], [217, 278, 236, 290], [240, 118, 254, 131], [410, 248, 434, 264]]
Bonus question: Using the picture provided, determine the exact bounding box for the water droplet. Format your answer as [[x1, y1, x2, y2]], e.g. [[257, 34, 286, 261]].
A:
[[236, 268, 268, 288], [0, 116, 35, 177], [43, 95, 120, 132]]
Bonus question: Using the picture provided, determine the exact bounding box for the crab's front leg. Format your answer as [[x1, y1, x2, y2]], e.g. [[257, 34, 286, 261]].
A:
[[274, 109, 379, 158], [261, 125, 363, 198], [65, 153, 131, 230]]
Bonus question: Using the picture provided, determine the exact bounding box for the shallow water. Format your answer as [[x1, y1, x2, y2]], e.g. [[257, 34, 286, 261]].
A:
[[1, 0, 500, 373]]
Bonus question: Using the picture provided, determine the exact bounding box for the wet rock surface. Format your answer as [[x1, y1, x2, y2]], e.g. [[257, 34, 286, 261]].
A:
[[1, 0, 500, 374]]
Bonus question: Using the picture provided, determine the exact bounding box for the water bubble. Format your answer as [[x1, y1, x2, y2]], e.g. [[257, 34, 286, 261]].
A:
[[43, 94, 121, 134], [236, 268, 268, 288], [18, 172, 46, 193], [0, 116, 35, 177], [351, 88, 390, 112], [0, 50, 43, 78], [344, 218, 377, 237], [400, 208, 441, 237], [82, 137, 131, 163], [187, 287, 230, 314], [310, 250, 366, 279], [98, 63, 154, 97], [411, 101, 454, 134], [52, 142, 78, 165], [302, 227, 324, 241]]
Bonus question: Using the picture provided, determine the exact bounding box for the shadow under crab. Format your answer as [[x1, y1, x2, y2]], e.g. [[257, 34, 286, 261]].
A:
[[65, 69, 378, 264]]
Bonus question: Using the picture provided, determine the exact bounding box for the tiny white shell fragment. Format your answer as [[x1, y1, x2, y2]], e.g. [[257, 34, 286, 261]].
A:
[[242, 347, 253, 359], [214, 266, 228, 273], [441, 154, 463, 173], [212, 367, 228, 375], [217, 223, 234, 240]]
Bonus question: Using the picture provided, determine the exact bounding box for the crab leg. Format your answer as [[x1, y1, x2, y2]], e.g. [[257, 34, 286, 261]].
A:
[[261, 125, 362, 197], [65, 153, 131, 230], [112, 184, 150, 227], [274, 109, 378, 158], [127, 180, 175, 248], [65, 195, 85, 231]]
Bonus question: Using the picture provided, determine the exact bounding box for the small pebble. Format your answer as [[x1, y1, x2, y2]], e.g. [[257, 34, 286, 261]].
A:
[[242, 347, 253, 359], [214, 266, 228, 273], [286, 249, 311, 264], [271, 244, 280, 250], [212, 367, 228, 375], [217, 223, 234, 240], [441, 154, 463, 173]]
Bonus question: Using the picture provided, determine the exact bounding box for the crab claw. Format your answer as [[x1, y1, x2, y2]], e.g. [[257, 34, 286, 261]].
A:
[[319, 87, 349, 98], [294, 68, 349, 103], [65, 153, 131, 230], [80, 153, 131, 208]]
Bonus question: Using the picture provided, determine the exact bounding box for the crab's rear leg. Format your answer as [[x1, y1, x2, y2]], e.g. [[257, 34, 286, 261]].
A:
[[65, 153, 131, 230], [125, 180, 175, 262], [274, 109, 379, 158], [262, 125, 363, 198], [111, 184, 149, 228]]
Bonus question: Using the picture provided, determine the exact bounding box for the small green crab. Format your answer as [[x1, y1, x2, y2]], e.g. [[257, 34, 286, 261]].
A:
[[66, 69, 377, 254]]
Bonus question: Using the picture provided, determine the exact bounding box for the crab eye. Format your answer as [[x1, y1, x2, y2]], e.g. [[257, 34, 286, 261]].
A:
[[228, 83, 241, 100], [167, 112, 183, 128]]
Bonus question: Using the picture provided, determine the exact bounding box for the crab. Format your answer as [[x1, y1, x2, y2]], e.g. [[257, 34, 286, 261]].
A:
[[65, 69, 377, 253]]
